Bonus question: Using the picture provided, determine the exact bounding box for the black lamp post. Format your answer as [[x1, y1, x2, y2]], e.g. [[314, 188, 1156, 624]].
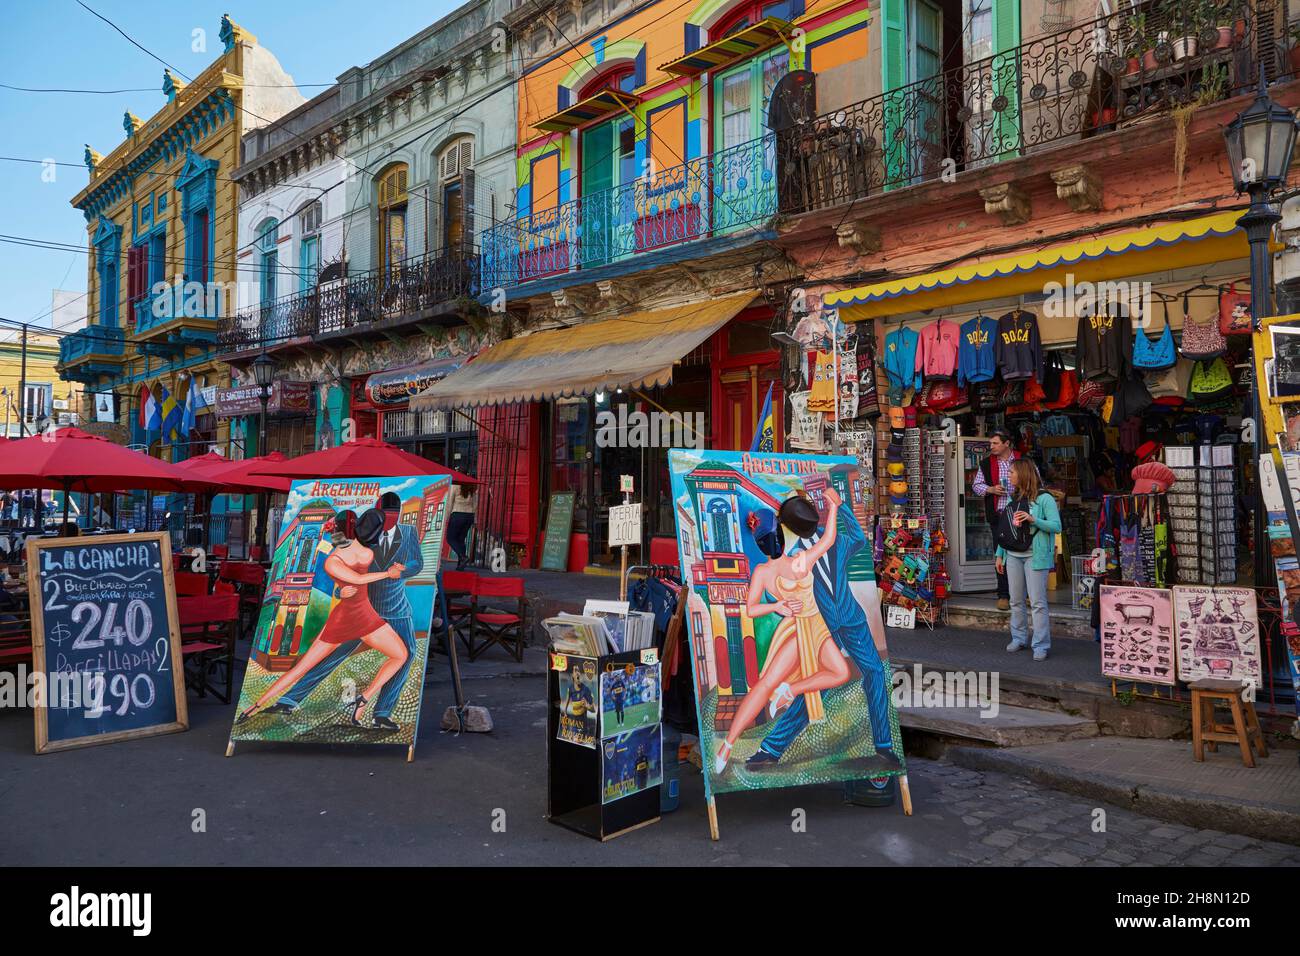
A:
[[1223, 70, 1300, 586], [251, 351, 277, 555]]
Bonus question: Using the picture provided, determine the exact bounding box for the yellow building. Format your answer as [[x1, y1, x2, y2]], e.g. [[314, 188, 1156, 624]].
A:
[[0, 328, 80, 439], [58, 15, 304, 459]]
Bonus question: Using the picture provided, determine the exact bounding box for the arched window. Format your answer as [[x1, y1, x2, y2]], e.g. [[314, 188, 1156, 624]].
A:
[[711, 0, 796, 39], [436, 139, 474, 256], [376, 163, 408, 281], [297, 200, 322, 291], [257, 218, 279, 307], [580, 65, 636, 98]]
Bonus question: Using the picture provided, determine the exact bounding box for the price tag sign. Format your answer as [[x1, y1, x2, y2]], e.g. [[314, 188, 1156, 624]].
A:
[[619, 474, 635, 494], [609, 503, 642, 547], [885, 605, 916, 629]]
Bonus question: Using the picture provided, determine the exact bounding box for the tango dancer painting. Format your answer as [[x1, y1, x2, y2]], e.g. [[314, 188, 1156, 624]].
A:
[[230, 475, 451, 750], [668, 450, 905, 802]]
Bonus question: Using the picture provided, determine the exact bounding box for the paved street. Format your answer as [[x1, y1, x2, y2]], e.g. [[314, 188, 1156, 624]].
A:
[[2, 663, 1298, 867]]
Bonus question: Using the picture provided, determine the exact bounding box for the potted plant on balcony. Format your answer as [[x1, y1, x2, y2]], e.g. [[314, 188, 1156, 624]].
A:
[[1124, 12, 1147, 75], [1289, 21, 1300, 77], [1166, 0, 1199, 61], [1195, 61, 1229, 107]]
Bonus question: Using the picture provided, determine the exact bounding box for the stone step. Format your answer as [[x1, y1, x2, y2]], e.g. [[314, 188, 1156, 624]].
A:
[[898, 702, 1100, 748], [944, 597, 1094, 640]]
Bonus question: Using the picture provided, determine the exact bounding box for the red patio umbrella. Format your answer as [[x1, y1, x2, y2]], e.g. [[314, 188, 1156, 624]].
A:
[[247, 437, 477, 484], [0, 427, 205, 527], [174, 451, 293, 494]]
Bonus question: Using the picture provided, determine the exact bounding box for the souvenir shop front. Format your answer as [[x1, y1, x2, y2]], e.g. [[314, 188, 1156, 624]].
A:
[[411, 293, 775, 568]]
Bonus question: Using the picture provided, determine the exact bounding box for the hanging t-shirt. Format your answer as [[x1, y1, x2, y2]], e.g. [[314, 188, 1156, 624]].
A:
[[995, 310, 1044, 382], [915, 318, 961, 379], [808, 350, 837, 413], [883, 327, 921, 393], [957, 314, 998, 387], [1076, 304, 1131, 383]]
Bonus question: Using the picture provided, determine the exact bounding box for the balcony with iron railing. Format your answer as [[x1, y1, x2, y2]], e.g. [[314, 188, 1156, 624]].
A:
[[133, 280, 222, 351], [482, 134, 779, 290], [218, 248, 480, 354], [483, 1, 1268, 291], [57, 325, 126, 382], [777, 1, 1262, 213]]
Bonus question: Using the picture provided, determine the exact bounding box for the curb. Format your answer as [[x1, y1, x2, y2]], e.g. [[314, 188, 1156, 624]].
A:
[[948, 745, 1300, 847]]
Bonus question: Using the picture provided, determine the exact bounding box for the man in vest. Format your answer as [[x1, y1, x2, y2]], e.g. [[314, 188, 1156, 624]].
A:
[[972, 427, 1020, 610]]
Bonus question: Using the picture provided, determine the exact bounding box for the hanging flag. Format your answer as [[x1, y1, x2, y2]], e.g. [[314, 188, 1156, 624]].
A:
[[751, 382, 775, 453], [159, 383, 180, 441], [138, 384, 157, 432], [180, 381, 196, 440]]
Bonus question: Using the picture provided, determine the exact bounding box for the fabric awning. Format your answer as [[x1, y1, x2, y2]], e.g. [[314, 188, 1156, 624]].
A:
[[534, 89, 641, 134], [410, 292, 756, 410], [659, 18, 790, 77], [826, 211, 1251, 320]]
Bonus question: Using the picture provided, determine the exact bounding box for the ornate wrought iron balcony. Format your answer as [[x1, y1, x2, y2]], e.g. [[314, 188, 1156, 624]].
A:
[[218, 249, 479, 353], [481, 134, 780, 290], [779, 1, 1259, 213], [132, 280, 222, 350]]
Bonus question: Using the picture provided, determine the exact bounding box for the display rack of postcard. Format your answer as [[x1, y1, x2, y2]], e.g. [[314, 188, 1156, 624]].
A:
[[546, 643, 662, 841], [876, 514, 945, 629], [922, 429, 948, 538], [1165, 445, 1236, 585]]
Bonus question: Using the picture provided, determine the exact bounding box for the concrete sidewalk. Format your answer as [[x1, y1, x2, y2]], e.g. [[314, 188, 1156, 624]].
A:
[[951, 737, 1300, 846]]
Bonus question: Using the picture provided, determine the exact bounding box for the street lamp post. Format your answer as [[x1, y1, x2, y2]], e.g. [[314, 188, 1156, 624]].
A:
[[251, 352, 277, 556], [1223, 70, 1300, 587]]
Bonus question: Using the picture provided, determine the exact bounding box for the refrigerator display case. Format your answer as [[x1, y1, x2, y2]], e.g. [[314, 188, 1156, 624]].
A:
[[945, 435, 998, 592]]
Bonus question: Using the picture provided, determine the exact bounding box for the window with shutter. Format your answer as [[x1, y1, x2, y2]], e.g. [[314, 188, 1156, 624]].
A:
[[376, 164, 410, 283]]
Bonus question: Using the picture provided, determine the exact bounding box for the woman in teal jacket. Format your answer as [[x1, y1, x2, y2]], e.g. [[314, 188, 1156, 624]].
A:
[[993, 459, 1061, 660]]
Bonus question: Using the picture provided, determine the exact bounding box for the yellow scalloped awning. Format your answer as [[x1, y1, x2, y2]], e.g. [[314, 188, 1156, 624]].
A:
[[533, 89, 641, 134], [827, 211, 1251, 320], [410, 292, 756, 410], [660, 18, 790, 77]]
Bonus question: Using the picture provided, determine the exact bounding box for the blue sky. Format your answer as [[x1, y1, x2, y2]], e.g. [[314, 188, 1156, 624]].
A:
[[0, 0, 462, 327]]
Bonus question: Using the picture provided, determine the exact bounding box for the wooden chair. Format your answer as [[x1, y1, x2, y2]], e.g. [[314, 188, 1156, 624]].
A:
[[179, 594, 240, 703], [469, 576, 527, 663], [174, 571, 210, 597], [441, 570, 477, 653], [1189, 678, 1269, 768]]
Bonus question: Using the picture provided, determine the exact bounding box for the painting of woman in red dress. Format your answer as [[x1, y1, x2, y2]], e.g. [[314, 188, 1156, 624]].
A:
[[237, 509, 409, 727]]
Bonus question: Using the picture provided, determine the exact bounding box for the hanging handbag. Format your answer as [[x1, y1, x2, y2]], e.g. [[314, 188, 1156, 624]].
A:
[[1041, 353, 1064, 404], [1007, 376, 1046, 414], [1189, 357, 1233, 402], [1219, 281, 1251, 336], [1132, 299, 1177, 371], [1179, 291, 1227, 359], [973, 380, 1002, 413], [1145, 356, 1193, 400], [999, 378, 1026, 409], [1077, 376, 1108, 412], [1044, 353, 1079, 409]]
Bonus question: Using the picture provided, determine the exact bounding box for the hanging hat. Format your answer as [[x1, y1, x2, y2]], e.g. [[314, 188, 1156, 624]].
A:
[[903, 405, 917, 427], [1131, 461, 1177, 495], [887, 461, 906, 476], [889, 406, 906, 429], [889, 480, 909, 496]]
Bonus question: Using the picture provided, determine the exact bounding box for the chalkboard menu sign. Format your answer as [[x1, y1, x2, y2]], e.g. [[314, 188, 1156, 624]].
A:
[[27, 532, 188, 754], [540, 492, 577, 572]]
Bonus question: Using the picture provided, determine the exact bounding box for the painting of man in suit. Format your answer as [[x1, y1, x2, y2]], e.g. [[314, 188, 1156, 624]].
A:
[[231, 475, 451, 748], [253, 492, 423, 732], [668, 450, 904, 798]]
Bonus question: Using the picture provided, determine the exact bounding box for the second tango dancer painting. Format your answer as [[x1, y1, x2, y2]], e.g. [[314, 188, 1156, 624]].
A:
[[230, 475, 452, 749], [668, 450, 905, 799]]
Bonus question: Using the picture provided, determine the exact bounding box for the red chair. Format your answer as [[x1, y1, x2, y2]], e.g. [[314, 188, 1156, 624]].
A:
[[210, 544, 229, 559], [441, 571, 477, 653], [178, 594, 240, 703], [174, 571, 209, 596], [0, 610, 32, 666], [469, 576, 528, 663], [218, 561, 266, 638]]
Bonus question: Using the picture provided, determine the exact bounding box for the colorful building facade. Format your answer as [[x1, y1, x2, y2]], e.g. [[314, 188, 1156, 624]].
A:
[[60, 15, 305, 460]]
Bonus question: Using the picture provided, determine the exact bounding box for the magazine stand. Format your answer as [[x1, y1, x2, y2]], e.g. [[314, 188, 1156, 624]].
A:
[[546, 648, 661, 841]]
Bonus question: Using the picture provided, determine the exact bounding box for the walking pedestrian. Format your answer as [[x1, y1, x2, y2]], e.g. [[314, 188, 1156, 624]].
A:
[[447, 483, 476, 571]]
